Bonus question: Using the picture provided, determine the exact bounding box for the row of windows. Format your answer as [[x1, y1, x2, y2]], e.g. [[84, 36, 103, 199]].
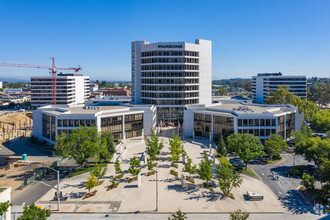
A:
[[32, 98, 74, 101], [264, 90, 307, 93], [237, 119, 276, 127], [141, 65, 199, 71], [141, 78, 199, 85], [141, 58, 199, 64], [142, 99, 199, 105], [31, 94, 74, 97], [125, 114, 143, 122], [142, 92, 199, 98], [263, 86, 306, 89], [264, 78, 306, 81], [101, 116, 122, 126], [141, 72, 199, 78], [266, 82, 306, 85], [141, 51, 199, 57], [57, 119, 96, 127], [31, 79, 74, 82], [238, 129, 276, 136], [141, 85, 199, 91]]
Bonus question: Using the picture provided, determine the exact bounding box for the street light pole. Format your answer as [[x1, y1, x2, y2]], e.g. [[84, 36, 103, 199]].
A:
[[39, 165, 60, 211], [56, 169, 60, 211], [156, 170, 158, 211]]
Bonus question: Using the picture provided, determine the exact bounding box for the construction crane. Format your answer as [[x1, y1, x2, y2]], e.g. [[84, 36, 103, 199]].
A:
[[0, 57, 82, 105]]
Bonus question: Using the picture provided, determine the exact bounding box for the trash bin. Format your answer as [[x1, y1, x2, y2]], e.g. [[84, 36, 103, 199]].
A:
[[22, 154, 27, 160]]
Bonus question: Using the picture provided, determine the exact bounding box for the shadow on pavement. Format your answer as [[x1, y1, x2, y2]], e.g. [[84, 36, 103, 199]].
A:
[[280, 189, 314, 214]]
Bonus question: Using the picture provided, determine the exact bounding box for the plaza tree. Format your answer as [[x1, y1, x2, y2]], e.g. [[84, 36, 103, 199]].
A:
[[114, 159, 122, 174], [168, 210, 187, 220], [17, 203, 51, 220], [54, 126, 101, 169], [128, 156, 141, 178], [230, 209, 250, 220], [145, 129, 164, 161], [198, 152, 213, 187], [183, 156, 197, 177], [0, 201, 12, 219], [91, 164, 107, 182], [216, 134, 227, 156], [169, 133, 184, 161], [99, 131, 116, 161], [85, 175, 98, 195], [227, 133, 264, 169], [216, 163, 243, 197], [147, 158, 154, 171], [264, 134, 288, 160]]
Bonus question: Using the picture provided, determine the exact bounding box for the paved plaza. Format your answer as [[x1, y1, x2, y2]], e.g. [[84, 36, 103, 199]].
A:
[[36, 134, 284, 213]]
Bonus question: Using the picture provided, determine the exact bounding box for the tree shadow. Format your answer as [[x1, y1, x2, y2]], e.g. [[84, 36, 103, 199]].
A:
[[67, 191, 85, 199], [280, 189, 314, 214], [61, 182, 86, 189], [270, 166, 298, 177], [167, 183, 223, 202]]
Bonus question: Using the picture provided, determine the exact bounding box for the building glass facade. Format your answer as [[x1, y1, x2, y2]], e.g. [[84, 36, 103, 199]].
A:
[[157, 107, 184, 125]]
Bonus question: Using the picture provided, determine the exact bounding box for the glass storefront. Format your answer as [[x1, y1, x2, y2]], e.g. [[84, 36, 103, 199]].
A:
[[213, 115, 234, 140], [157, 107, 184, 125]]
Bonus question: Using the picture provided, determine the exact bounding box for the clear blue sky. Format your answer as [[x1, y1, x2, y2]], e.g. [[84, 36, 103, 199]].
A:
[[0, 0, 329, 81]]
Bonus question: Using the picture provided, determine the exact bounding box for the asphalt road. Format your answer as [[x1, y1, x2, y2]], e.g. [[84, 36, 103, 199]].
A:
[[249, 153, 316, 215], [12, 157, 77, 206]]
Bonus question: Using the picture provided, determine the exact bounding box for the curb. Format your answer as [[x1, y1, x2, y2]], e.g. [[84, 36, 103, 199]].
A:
[[265, 157, 286, 165], [50, 211, 286, 215]]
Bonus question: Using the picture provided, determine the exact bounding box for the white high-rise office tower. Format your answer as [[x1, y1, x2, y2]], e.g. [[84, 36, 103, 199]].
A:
[[131, 39, 212, 124], [31, 73, 90, 106], [252, 73, 307, 104]]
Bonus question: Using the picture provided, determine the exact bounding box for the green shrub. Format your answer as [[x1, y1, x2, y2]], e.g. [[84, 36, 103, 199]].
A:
[[171, 162, 178, 168], [170, 169, 178, 177]]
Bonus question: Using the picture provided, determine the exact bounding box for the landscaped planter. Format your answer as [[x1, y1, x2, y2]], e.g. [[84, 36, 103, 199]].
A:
[[83, 190, 97, 199], [147, 170, 156, 176]]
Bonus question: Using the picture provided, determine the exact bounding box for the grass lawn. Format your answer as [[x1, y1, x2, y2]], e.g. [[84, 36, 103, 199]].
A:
[[69, 162, 108, 177], [264, 156, 284, 164], [236, 167, 259, 179]]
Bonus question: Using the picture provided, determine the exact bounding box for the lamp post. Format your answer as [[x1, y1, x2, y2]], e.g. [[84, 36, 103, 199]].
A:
[[38, 165, 60, 211], [156, 170, 158, 211]]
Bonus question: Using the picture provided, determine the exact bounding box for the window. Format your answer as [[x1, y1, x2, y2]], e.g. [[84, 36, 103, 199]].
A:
[[238, 119, 242, 126], [254, 119, 259, 126], [58, 120, 62, 127], [243, 119, 248, 126], [74, 120, 79, 127], [63, 120, 68, 127]]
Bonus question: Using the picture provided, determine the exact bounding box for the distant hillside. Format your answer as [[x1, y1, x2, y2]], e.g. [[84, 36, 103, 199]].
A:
[[0, 78, 30, 82]]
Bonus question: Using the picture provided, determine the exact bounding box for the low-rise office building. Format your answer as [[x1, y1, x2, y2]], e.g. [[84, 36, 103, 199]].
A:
[[33, 101, 302, 145], [33, 104, 156, 144], [184, 101, 302, 143]]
